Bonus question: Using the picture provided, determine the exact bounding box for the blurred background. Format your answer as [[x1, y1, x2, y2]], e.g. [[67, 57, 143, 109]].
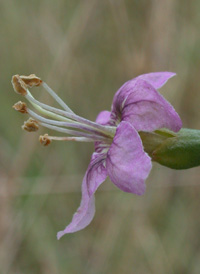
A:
[[1, 0, 200, 273]]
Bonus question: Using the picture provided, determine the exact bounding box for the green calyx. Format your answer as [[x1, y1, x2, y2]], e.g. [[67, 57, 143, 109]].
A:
[[140, 128, 200, 170]]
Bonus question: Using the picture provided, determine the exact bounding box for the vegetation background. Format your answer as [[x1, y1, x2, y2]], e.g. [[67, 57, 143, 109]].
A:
[[0, 0, 200, 273]]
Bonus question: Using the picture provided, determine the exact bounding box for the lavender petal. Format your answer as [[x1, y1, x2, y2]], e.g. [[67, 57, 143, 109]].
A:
[[106, 121, 152, 195], [57, 153, 107, 238], [112, 79, 182, 132], [95, 110, 111, 125], [136, 71, 176, 89]]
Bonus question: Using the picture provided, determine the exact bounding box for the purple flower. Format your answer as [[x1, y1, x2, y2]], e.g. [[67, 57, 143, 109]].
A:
[[11, 72, 182, 239], [57, 72, 182, 239]]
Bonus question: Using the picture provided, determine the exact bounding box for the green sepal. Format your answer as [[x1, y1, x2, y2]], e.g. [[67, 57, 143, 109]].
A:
[[151, 128, 200, 169]]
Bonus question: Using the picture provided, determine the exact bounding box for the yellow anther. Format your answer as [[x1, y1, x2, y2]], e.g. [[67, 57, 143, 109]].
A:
[[22, 118, 39, 132], [39, 134, 52, 146], [20, 74, 42, 87], [12, 101, 28, 113], [11, 75, 27, 96]]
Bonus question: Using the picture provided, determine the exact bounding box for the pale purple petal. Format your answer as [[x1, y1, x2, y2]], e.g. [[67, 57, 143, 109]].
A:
[[96, 110, 111, 125], [122, 79, 182, 132], [112, 72, 175, 115], [57, 153, 107, 239], [57, 174, 95, 239], [86, 153, 107, 196], [136, 72, 176, 89], [106, 121, 152, 195], [112, 79, 182, 132]]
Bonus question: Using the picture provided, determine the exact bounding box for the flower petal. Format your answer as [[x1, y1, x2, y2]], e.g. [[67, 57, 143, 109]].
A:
[[106, 121, 152, 195], [86, 153, 107, 196], [136, 72, 176, 89], [96, 110, 111, 125], [122, 79, 182, 132], [57, 153, 107, 238], [112, 78, 182, 132], [112, 72, 175, 114]]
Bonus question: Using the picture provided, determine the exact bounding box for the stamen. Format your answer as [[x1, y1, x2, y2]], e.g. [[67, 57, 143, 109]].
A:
[[26, 91, 73, 123], [11, 74, 116, 142], [42, 135, 97, 142], [42, 82, 74, 113], [20, 74, 42, 87], [13, 101, 28, 113], [39, 122, 108, 141], [27, 108, 108, 137], [11, 75, 27, 96], [39, 134, 51, 146], [25, 91, 115, 137], [22, 118, 39, 132]]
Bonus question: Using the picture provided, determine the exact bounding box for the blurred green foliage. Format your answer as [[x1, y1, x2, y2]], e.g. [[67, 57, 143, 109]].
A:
[[0, 0, 200, 273]]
